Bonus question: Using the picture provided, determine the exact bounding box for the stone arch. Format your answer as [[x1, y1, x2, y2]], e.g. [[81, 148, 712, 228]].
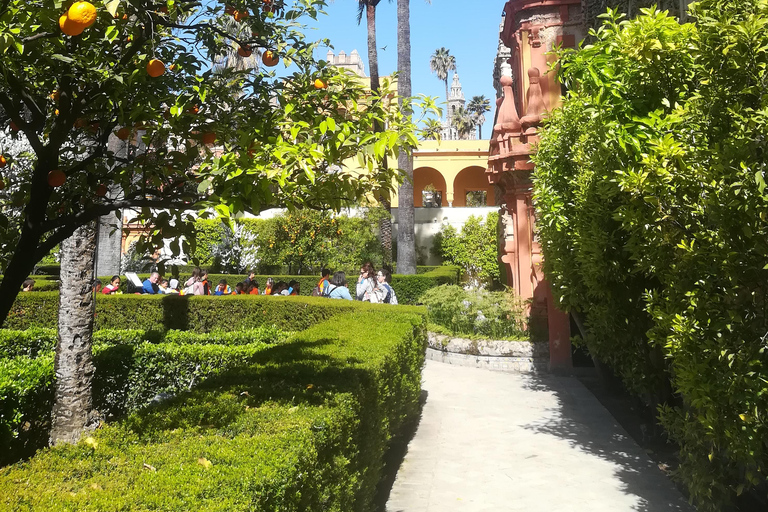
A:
[[413, 167, 447, 207], [452, 165, 494, 207]]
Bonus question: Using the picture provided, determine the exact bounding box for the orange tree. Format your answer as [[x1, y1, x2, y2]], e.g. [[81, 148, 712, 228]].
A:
[[0, 0, 425, 323]]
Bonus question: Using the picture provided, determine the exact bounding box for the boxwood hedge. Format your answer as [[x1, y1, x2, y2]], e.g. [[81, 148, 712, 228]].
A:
[[0, 308, 427, 511], [5, 293, 431, 332], [0, 327, 288, 466]]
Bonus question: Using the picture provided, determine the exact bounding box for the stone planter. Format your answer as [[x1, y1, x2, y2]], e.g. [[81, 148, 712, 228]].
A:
[[426, 332, 549, 373]]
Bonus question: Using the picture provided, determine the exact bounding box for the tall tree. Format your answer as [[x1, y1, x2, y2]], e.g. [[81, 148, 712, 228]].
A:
[[429, 47, 456, 114], [451, 105, 474, 139], [397, 0, 416, 274], [467, 95, 491, 139], [356, 0, 394, 265], [421, 117, 443, 140]]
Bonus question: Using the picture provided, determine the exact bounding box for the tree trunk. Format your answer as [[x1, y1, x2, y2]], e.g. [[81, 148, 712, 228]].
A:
[[396, 0, 417, 275], [50, 222, 98, 446], [365, 2, 393, 264]]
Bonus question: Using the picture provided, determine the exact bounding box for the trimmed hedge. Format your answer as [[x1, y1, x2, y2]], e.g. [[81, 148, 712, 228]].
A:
[[0, 327, 289, 466], [0, 309, 427, 511], [5, 292, 431, 332]]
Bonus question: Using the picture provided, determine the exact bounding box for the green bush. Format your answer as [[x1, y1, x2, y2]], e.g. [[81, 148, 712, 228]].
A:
[[0, 309, 427, 511], [419, 285, 528, 340], [0, 327, 291, 465], [0, 354, 54, 466], [433, 212, 501, 288], [532, 4, 768, 508]]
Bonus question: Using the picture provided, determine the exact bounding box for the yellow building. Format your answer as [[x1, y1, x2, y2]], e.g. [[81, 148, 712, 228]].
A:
[[397, 139, 491, 208]]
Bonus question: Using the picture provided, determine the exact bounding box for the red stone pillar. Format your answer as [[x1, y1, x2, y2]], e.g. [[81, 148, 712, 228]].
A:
[[546, 283, 572, 372]]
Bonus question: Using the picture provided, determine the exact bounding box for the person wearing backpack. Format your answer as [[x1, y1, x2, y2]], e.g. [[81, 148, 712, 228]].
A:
[[326, 271, 352, 300], [373, 268, 398, 305], [312, 268, 331, 297]]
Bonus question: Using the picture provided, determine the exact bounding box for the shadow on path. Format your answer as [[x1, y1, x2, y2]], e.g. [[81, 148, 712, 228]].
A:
[[520, 373, 695, 512]]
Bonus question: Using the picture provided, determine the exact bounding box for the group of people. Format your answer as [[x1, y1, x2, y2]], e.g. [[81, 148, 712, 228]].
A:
[[129, 268, 302, 297], [22, 263, 397, 305], [315, 263, 398, 304]]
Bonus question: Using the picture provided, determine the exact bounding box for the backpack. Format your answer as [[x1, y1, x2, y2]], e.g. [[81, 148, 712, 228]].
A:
[[381, 283, 398, 305], [311, 285, 322, 297], [322, 285, 337, 298]]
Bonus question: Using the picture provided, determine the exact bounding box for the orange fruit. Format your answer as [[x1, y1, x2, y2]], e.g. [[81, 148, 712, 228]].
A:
[[0, 155, 6, 168], [50, 90, 60, 101], [68, 2, 98, 29], [262, 50, 279, 67], [122, 13, 128, 20], [59, 14, 85, 36], [233, 10, 249, 21], [96, 184, 108, 196], [314, 78, 328, 89], [116, 127, 131, 140], [55, 109, 60, 116], [147, 59, 166, 77], [202, 132, 216, 145], [225, 5, 235, 14], [188, 105, 200, 114], [48, 169, 66, 187], [237, 46, 252, 57]]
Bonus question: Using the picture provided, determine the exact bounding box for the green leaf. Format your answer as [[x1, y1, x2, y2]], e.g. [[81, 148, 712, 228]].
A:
[[104, 0, 121, 17]]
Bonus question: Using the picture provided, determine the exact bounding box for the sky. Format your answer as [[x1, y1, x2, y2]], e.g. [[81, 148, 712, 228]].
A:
[[303, 1, 507, 140]]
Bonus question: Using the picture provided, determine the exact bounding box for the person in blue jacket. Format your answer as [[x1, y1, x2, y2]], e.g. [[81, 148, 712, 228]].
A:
[[327, 271, 353, 300], [142, 272, 160, 294]]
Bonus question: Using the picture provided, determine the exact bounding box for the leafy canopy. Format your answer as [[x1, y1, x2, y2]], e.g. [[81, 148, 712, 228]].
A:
[[0, 0, 429, 271]]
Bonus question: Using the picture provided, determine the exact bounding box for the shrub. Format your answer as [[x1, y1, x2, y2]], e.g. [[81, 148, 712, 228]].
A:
[[419, 285, 527, 340], [532, 4, 768, 508], [0, 354, 55, 465], [0, 309, 427, 511], [0, 327, 291, 465], [433, 212, 501, 288]]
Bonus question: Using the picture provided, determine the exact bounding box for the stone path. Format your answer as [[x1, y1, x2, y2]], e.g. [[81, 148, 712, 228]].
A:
[[385, 360, 695, 512]]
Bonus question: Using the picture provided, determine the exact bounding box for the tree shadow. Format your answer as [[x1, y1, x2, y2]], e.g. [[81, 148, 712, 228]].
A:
[[519, 374, 695, 512]]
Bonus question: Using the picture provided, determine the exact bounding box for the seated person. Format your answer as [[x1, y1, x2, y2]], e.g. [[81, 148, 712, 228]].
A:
[[142, 272, 161, 294], [317, 269, 331, 295], [21, 278, 35, 292], [214, 279, 232, 295], [247, 281, 260, 295], [102, 275, 121, 294], [234, 282, 245, 295], [263, 277, 274, 295], [373, 269, 398, 304], [327, 272, 353, 301], [287, 280, 300, 296], [92, 279, 103, 294], [273, 281, 289, 295], [168, 278, 180, 293]]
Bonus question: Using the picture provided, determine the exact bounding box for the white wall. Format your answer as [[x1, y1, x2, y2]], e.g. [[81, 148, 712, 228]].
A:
[[391, 207, 498, 265]]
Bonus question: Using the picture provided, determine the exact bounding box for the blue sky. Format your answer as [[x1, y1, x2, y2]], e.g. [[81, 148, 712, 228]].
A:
[[303, 1, 507, 139]]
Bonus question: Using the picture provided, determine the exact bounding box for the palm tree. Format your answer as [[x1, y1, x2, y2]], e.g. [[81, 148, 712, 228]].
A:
[[467, 95, 491, 139], [451, 105, 474, 140], [429, 47, 456, 114], [354, 0, 394, 265], [421, 118, 442, 140]]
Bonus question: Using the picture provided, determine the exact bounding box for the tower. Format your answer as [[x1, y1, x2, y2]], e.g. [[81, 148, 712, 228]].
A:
[[443, 73, 475, 140]]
